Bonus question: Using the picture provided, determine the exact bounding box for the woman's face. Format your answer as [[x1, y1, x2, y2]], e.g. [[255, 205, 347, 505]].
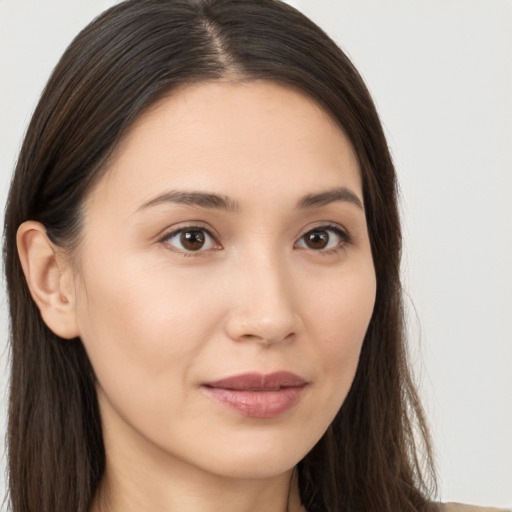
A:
[[72, 81, 376, 479]]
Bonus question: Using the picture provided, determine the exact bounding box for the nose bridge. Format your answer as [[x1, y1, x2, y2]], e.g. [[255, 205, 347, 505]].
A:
[[225, 245, 299, 345]]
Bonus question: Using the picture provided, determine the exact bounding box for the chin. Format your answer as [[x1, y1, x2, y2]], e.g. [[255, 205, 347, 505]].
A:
[[205, 454, 301, 480], [192, 432, 314, 480]]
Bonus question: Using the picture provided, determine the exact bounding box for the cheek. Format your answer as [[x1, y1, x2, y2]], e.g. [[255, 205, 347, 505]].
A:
[[74, 257, 220, 408], [304, 262, 376, 398]]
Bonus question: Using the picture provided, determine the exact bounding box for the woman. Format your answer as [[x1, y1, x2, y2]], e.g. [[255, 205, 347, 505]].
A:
[[2, 1, 506, 511]]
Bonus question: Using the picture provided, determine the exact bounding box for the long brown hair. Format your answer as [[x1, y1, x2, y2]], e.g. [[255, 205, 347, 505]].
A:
[[4, 1, 437, 511]]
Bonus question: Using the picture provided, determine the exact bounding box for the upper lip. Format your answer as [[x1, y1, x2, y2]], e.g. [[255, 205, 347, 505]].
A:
[[203, 371, 308, 391]]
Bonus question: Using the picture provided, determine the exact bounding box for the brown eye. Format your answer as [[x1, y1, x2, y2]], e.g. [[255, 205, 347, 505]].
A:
[[164, 227, 217, 252], [180, 230, 206, 251], [304, 230, 329, 250], [296, 226, 348, 251]]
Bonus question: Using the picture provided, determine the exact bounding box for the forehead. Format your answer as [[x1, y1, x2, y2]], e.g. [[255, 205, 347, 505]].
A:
[[86, 80, 362, 213]]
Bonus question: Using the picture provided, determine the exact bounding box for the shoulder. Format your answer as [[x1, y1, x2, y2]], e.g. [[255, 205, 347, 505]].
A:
[[441, 503, 511, 512]]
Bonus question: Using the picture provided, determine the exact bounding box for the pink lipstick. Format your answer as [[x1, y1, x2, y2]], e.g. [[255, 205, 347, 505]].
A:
[[202, 372, 308, 418]]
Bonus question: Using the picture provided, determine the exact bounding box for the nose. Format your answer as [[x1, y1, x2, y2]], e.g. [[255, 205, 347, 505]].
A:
[[224, 253, 302, 346]]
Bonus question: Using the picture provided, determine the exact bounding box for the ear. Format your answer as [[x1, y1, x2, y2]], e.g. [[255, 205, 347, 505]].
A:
[[16, 221, 80, 339]]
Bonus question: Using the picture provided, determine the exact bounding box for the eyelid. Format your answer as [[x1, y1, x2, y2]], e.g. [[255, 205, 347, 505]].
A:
[[295, 223, 352, 251], [159, 223, 222, 254], [156, 221, 352, 255]]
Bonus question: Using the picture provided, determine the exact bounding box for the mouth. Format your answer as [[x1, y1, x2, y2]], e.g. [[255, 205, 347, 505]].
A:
[[201, 371, 309, 419]]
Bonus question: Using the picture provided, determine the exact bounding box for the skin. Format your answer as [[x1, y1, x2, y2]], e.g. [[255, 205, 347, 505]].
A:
[[18, 81, 376, 512]]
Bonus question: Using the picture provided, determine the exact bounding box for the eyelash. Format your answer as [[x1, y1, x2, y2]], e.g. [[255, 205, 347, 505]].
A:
[[295, 224, 352, 254], [160, 225, 220, 256], [159, 223, 352, 255]]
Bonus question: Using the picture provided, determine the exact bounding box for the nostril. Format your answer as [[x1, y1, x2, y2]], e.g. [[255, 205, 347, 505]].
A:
[[223, 292, 302, 345], [235, 330, 297, 347]]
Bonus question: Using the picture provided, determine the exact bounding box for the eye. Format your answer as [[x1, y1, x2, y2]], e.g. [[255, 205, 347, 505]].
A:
[[296, 226, 349, 251], [163, 227, 218, 252]]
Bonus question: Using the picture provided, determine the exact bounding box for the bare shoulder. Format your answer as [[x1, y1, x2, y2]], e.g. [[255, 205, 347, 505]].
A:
[[442, 503, 511, 512]]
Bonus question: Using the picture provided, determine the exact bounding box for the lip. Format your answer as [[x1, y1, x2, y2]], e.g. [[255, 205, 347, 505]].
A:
[[201, 372, 308, 419]]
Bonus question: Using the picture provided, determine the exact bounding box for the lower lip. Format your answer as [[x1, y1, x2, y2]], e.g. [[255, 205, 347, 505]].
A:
[[202, 386, 305, 418]]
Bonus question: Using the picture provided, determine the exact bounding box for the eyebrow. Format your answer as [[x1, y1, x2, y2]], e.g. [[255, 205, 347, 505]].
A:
[[296, 187, 364, 210], [138, 186, 363, 213], [138, 190, 239, 212]]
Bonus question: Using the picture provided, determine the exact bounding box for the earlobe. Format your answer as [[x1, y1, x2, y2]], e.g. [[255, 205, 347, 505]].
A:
[[16, 221, 80, 339]]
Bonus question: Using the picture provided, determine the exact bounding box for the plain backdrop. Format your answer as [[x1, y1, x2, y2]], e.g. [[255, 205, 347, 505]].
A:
[[1, 0, 511, 508]]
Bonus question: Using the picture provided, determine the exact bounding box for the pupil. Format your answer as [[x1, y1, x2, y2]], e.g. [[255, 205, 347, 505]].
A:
[[307, 230, 328, 249], [181, 230, 205, 250]]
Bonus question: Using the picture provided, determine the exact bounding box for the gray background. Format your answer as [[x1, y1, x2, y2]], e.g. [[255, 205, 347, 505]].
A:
[[1, 0, 511, 508]]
